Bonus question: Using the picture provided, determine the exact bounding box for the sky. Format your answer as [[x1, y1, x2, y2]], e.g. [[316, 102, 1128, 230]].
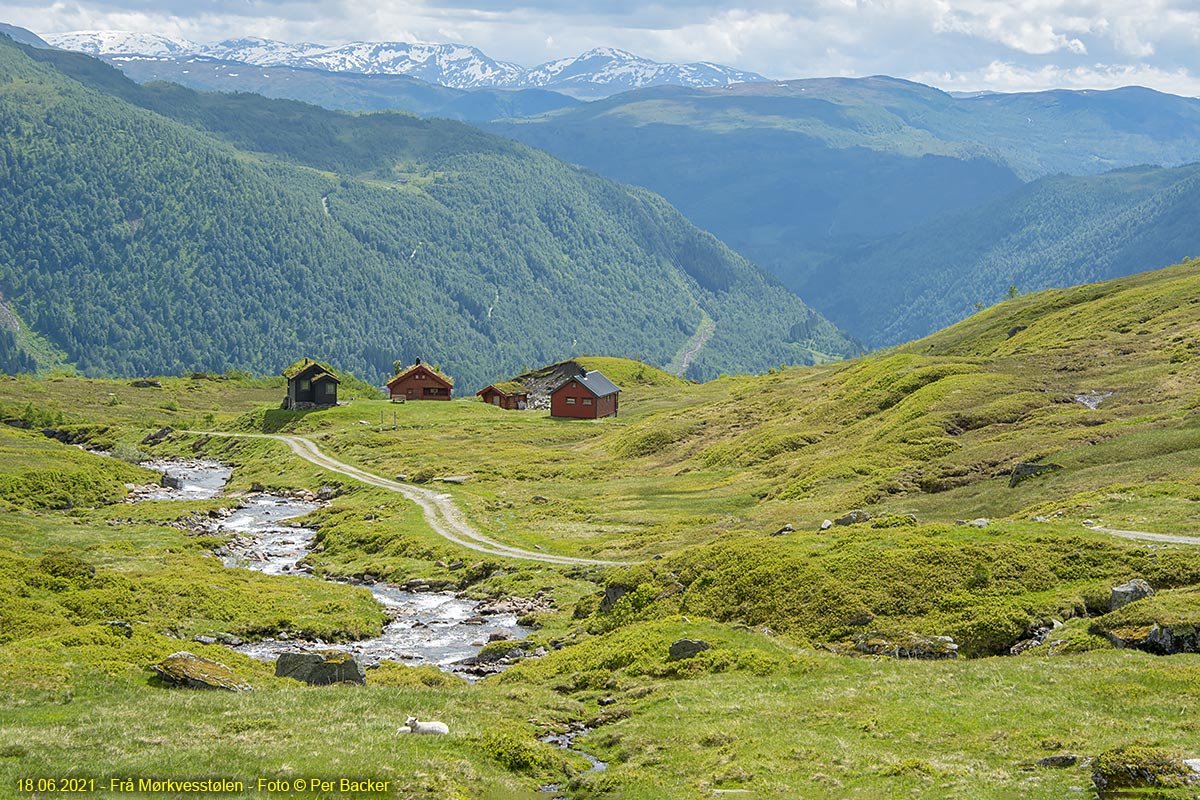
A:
[[9, 0, 1200, 96]]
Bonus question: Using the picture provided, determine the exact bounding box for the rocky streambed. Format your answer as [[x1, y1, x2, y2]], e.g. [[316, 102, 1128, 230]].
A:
[[140, 460, 529, 676]]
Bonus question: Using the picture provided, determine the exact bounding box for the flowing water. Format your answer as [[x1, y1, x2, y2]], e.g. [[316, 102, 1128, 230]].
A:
[[142, 460, 527, 672]]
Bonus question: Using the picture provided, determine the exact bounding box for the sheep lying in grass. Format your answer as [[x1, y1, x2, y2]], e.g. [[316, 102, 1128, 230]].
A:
[[399, 716, 449, 735]]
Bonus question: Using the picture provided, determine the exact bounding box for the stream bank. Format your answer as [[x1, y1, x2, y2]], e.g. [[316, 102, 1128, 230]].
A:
[[140, 459, 528, 674]]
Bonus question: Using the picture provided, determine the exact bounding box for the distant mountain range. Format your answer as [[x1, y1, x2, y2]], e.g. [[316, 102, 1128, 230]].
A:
[[42, 31, 766, 99], [489, 78, 1200, 345]]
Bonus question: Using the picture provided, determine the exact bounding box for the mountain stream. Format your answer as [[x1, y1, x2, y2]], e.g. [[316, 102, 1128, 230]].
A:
[[143, 460, 527, 673]]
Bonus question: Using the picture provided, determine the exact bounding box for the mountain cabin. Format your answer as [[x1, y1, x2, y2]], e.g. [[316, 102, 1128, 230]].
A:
[[476, 381, 529, 410], [550, 368, 620, 419], [388, 359, 454, 401], [282, 358, 340, 409]]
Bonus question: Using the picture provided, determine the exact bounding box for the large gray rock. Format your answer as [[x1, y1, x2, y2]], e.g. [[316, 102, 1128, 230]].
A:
[[154, 651, 251, 691], [1105, 623, 1200, 655], [1110, 579, 1155, 611], [1009, 461, 1063, 488], [275, 651, 365, 685], [834, 510, 871, 526], [599, 584, 631, 613], [852, 632, 958, 660], [668, 639, 712, 660]]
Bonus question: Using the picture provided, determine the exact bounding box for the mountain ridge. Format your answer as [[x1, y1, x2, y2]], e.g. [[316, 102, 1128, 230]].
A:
[[43, 30, 767, 98], [0, 36, 855, 385]]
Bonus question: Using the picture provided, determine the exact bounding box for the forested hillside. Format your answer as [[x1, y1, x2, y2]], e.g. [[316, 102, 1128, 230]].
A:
[[0, 37, 857, 387], [804, 164, 1200, 346], [490, 78, 1200, 343]]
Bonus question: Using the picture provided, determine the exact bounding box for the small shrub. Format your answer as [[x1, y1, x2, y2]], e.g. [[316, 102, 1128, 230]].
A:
[[480, 730, 557, 773]]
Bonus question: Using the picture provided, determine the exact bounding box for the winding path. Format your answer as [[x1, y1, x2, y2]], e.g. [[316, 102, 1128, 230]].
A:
[[187, 431, 623, 567], [1088, 525, 1200, 546]]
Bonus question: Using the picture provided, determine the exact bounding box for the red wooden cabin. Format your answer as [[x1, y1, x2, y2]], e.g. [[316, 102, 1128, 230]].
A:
[[476, 381, 529, 410], [387, 359, 453, 401], [550, 369, 620, 419]]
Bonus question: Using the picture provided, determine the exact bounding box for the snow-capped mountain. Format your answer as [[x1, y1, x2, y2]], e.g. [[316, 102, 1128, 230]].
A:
[[524, 47, 765, 94], [47, 30, 201, 58], [43, 31, 766, 97]]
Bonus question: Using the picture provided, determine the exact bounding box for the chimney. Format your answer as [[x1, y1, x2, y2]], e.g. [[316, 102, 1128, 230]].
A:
[[415, 357, 422, 366]]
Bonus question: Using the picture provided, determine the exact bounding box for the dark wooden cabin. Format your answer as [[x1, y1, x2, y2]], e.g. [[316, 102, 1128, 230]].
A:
[[477, 381, 529, 410], [283, 358, 340, 409], [387, 359, 453, 401], [550, 368, 620, 419]]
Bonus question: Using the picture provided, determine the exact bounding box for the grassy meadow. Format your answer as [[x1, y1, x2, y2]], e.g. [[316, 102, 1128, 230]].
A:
[[4, 268, 1200, 797]]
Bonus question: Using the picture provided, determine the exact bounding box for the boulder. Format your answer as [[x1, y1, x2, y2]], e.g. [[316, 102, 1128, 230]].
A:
[[771, 524, 794, 536], [1009, 461, 1063, 488], [316, 486, 335, 501], [834, 510, 871, 526], [1093, 745, 1197, 793], [154, 651, 251, 692], [160, 473, 184, 490], [668, 639, 712, 660], [970, 518, 990, 528], [851, 632, 958, 660], [131, 379, 163, 388], [1037, 755, 1078, 768], [599, 584, 631, 613], [141, 425, 174, 445], [275, 651, 365, 686], [819, 519, 833, 531], [1110, 578, 1155, 611], [1105, 623, 1200, 655]]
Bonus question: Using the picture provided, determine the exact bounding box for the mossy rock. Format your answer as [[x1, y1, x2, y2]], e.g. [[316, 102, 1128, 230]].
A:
[[275, 650, 365, 685], [1092, 745, 1195, 791], [153, 651, 251, 692]]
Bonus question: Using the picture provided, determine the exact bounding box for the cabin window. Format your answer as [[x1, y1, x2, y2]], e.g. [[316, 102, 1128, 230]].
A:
[[416, 373, 425, 380], [322, 383, 335, 395], [565, 397, 576, 405], [582, 398, 593, 406], [299, 379, 310, 390], [492, 396, 500, 405]]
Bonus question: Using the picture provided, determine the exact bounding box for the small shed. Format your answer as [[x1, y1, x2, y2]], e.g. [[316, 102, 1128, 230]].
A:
[[283, 358, 340, 409], [387, 359, 453, 401], [477, 381, 530, 410], [550, 368, 620, 419]]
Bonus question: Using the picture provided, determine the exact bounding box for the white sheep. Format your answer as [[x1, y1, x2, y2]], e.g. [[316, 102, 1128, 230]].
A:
[[400, 716, 449, 735]]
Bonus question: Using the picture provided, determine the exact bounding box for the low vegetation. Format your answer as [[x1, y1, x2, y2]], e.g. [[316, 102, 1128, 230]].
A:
[[4, 264, 1200, 796]]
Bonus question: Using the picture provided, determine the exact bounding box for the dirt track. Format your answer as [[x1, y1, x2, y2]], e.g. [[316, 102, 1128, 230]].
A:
[[1088, 525, 1200, 546], [189, 431, 623, 566]]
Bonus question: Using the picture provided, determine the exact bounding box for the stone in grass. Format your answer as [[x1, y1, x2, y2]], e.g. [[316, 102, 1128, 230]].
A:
[[1092, 745, 1198, 792], [834, 510, 871, 526], [275, 651, 365, 686], [154, 651, 251, 692], [668, 639, 712, 661], [1109, 578, 1155, 611], [1036, 755, 1078, 768]]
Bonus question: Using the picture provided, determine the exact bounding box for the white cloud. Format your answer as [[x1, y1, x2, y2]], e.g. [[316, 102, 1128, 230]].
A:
[[912, 60, 1200, 96], [8, 0, 1200, 96]]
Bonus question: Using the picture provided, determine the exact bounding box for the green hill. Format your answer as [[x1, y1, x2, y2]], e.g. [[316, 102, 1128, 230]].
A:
[[5, 261, 1200, 797], [0, 36, 857, 387]]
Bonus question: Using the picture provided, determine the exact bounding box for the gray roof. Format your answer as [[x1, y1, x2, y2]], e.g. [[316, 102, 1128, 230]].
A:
[[555, 369, 620, 398]]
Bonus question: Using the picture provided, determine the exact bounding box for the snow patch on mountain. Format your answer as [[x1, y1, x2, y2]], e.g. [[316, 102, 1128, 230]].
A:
[[43, 31, 766, 96], [48, 31, 200, 58]]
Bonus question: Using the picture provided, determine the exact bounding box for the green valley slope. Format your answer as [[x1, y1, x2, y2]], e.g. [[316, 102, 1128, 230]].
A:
[[490, 78, 1200, 344], [0, 37, 857, 385], [804, 162, 1200, 346]]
